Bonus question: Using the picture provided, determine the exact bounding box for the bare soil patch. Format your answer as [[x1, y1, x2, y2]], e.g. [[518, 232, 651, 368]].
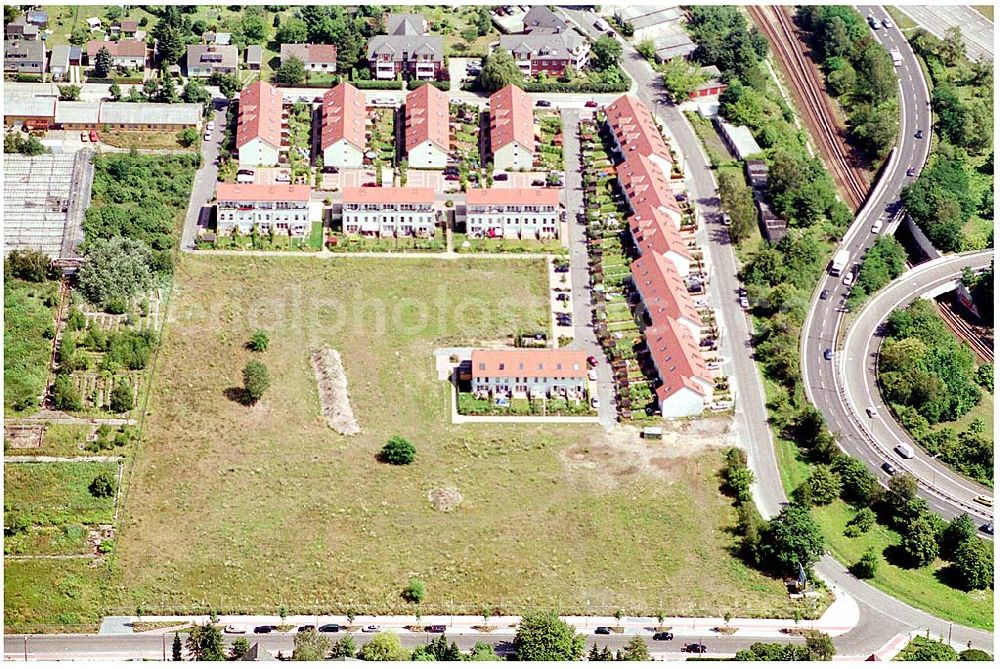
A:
[[428, 486, 463, 512], [310, 347, 360, 436]]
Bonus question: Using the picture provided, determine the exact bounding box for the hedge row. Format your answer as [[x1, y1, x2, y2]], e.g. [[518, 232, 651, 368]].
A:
[[352, 79, 403, 90]]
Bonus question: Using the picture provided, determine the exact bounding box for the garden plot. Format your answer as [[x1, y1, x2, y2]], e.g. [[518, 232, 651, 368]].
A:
[[77, 287, 166, 334], [535, 111, 565, 174]]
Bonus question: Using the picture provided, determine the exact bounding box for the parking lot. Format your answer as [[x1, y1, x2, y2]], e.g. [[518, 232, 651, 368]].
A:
[[320, 167, 381, 191], [246, 165, 296, 185]]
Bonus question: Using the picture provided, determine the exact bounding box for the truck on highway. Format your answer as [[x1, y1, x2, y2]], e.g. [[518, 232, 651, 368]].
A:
[[829, 249, 850, 276], [889, 47, 903, 67]]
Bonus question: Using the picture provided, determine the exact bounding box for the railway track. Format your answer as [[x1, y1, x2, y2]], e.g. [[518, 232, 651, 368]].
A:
[[938, 299, 994, 363], [749, 5, 869, 210]]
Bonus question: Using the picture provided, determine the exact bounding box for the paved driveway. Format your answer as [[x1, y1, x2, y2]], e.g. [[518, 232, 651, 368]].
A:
[[180, 101, 226, 250]]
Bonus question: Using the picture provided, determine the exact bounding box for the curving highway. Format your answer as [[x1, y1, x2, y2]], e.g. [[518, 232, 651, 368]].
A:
[[839, 251, 994, 525]]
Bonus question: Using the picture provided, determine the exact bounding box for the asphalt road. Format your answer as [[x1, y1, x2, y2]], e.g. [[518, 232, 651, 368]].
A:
[[896, 5, 994, 61], [2, 631, 796, 661], [179, 100, 226, 251], [840, 252, 994, 524]]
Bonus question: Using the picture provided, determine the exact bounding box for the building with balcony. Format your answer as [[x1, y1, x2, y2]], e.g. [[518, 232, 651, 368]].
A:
[[646, 318, 714, 418], [320, 82, 366, 168], [616, 152, 681, 227], [367, 13, 444, 81], [496, 30, 589, 77], [404, 83, 449, 168], [465, 188, 560, 240], [341, 187, 436, 238], [470, 349, 587, 401], [216, 183, 311, 238], [489, 84, 535, 171], [628, 206, 692, 277], [236, 81, 283, 167]]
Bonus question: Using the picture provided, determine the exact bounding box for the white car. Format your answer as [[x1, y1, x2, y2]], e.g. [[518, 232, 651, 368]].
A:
[[275, 172, 291, 182], [588, 368, 598, 381], [739, 296, 750, 310], [842, 272, 855, 286], [707, 361, 720, 370], [207, 120, 215, 130], [882, 17, 893, 28], [871, 218, 883, 234], [223, 624, 246, 634], [203, 131, 212, 141], [721, 213, 732, 226]]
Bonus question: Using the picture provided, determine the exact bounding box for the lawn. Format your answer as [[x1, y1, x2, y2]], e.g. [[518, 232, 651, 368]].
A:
[[453, 233, 565, 254], [5, 461, 118, 527], [328, 235, 445, 253], [935, 389, 994, 444], [4, 278, 58, 415], [3, 558, 112, 632], [414, 5, 498, 57], [111, 254, 797, 620], [812, 501, 994, 631]]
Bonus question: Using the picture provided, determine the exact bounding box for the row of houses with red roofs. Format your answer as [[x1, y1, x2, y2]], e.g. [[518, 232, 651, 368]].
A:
[[604, 94, 713, 419]]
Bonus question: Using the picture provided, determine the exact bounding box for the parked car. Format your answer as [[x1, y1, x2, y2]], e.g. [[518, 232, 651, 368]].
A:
[[556, 293, 569, 302], [298, 625, 316, 632], [591, 396, 600, 409], [362, 625, 380, 633], [362, 182, 377, 187], [820, 290, 830, 300], [683, 643, 707, 654], [427, 625, 447, 633], [585, 99, 599, 108], [254, 626, 276, 634], [536, 99, 552, 107], [223, 625, 246, 634], [587, 355, 599, 367], [595, 626, 612, 635], [322, 166, 339, 174], [80, 132, 88, 142], [652, 632, 674, 641], [531, 179, 545, 187], [203, 130, 212, 141], [588, 368, 597, 381], [318, 624, 341, 633], [823, 348, 833, 360], [443, 166, 459, 176], [444, 173, 460, 181], [675, 192, 687, 202], [871, 217, 884, 234], [207, 120, 215, 131], [739, 296, 750, 310], [881, 461, 898, 476], [494, 173, 509, 181], [275, 172, 290, 182], [89, 129, 98, 142], [906, 166, 915, 177]]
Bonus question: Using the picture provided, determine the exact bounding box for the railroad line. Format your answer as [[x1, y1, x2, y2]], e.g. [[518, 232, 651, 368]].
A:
[[749, 6, 869, 210], [938, 299, 994, 363]]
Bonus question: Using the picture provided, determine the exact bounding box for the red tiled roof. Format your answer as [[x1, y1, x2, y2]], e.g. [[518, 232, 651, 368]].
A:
[[235, 80, 283, 150], [281, 43, 337, 65], [86, 39, 146, 59], [604, 94, 671, 164], [216, 183, 310, 202], [629, 207, 691, 260], [617, 152, 680, 218], [405, 83, 449, 153], [471, 349, 587, 378], [646, 318, 712, 401], [630, 252, 701, 328], [321, 82, 366, 151], [466, 187, 560, 207], [342, 186, 435, 205], [489, 84, 535, 153]]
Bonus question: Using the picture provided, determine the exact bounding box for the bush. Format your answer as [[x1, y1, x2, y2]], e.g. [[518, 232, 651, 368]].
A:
[[51, 374, 83, 411], [844, 507, 876, 537], [380, 436, 415, 465], [242, 361, 270, 403], [849, 546, 879, 579], [109, 377, 134, 413], [77, 237, 156, 312], [89, 471, 115, 498], [352, 79, 403, 90], [247, 329, 269, 352], [6, 249, 55, 282], [959, 649, 992, 661], [401, 577, 426, 603], [406, 79, 450, 91]]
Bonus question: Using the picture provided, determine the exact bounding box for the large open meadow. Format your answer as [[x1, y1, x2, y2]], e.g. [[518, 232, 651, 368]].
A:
[[111, 255, 795, 618]]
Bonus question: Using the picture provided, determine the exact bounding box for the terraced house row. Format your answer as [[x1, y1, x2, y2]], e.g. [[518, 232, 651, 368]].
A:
[[604, 94, 712, 418]]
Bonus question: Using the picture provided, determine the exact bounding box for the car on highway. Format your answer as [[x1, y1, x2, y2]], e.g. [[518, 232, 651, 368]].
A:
[[881, 462, 898, 476], [587, 355, 599, 367], [362, 625, 380, 633], [867, 14, 880, 29], [914, 129, 923, 139], [906, 166, 915, 177], [866, 406, 877, 419], [882, 17, 893, 28], [318, 624, 341, 633], [652, 631, 674, 641], [820, 290, 830, 300], [683, 643, 707, 654], [823, 348, 833, 360], [595, 626, 612, 635], [585, 100, 599, 108], [871, 217, 884, 234], [974, 495, 993, 507], [223, 624, 246, 634]]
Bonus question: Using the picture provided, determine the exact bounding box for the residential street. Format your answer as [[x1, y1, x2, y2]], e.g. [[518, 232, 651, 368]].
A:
[[179, 101, 226, 251]]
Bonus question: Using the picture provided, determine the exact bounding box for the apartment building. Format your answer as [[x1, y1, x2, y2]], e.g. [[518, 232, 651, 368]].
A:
[[489, 84, 535, 171], [404, 83, 449, 168], [603, 94, 673, 178], [320, 82, 366, 168], [341, 187, 437, 238], [236, 81, 283, 167], [465, 188, 560, 240], [645, 318, 714, 418], [216, 183, 311, 238], [85, 39, 146, 70], [367, 13, 444, 81], [616, 152, 681, 227], [470, 349, 587, 400], [630, 252, 703, 341], [497, 31, 589, 77]]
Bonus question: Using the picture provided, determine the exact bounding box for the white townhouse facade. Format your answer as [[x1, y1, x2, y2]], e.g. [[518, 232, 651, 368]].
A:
[[216, 183, 311, 238], [471, 349, 587, 400], [341, 187, 437, 238], [465, 188, 561, 240]]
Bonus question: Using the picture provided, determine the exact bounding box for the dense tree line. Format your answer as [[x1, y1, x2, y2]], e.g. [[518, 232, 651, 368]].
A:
[[901, 155, 978, 252], [846, 236, 908, 308], [735, 633, 834, 661], [687, 6, 769, 84], [796, 6, 899, 160]]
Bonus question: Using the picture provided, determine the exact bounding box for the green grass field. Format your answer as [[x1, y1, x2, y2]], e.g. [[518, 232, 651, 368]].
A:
[[109, 255, 796, 620], [5, 462, 118, 527], [813, 501, 993, 631], [3, 279, 57, 415], [4, 558, 113, 632]]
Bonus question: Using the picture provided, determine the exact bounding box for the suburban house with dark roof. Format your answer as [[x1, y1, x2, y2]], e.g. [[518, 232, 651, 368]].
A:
[[496, 30, 588, 77], [404, 83, 449, 168], [245, 44, 263, 70], [86, 39, 146, 70], [186, 44, 238, 78], [470, 349, 587, 401], [5, 17, 38, 40], [320, 82, 366, 168], [489, 84, 535, 171], [236, 81, 283, 167], [216, 183, 311, 237], [279, 43, 337, 72], [4, 40, 45, 74], [521, 5, 568, 34], [465, 188, 560, 240], [341, 187, 437, 238], [367, 12, 444, 81]]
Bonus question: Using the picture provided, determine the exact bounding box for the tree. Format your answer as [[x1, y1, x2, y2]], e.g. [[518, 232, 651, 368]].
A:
[[402, 577, 426, 603], [953, 539, 993, 590], [380, 435, 416, 465], [620, 636, 650, 661], [78, 237, 156, 312], [474, 6, 492, 36], [172, 632, 183, 661], [51, 374, 83, 411], [900, 513, 940, 568], [157, 74, 180, 103], [242, 360, 271, 403], [209, 72, 242, 98], [276, 17, 309, 44], [228, 637, 249, 660], [89, 471, 115, 498], [940, 26, 966, 65], [247, 329, 269, 352], [512, 612, 585, 661], [589, 643, 615, 661], [735, 642, 810, 660], [468, 641, 501, 661], [844, 507, 876, 537], [850, 546, 880, 579], [58, 84, 81, 101], [359, 632, 410, 661], [6, 249, 54, 282], [276, 55, 307, 86], [185, 623, 225, 661], [831, 455, 878, 504], [109, 377, 134, 413], [70, 25, 90, 45], [591, 36, 622, 71], [758, 505, 825, 573], [182, 77, 211, 105], [330, 635, 357, 659], [239, 11, 269, 43], [177, 127, 199, 147], [802, 465, 841, 506], [660, 57, 707, 102], [478, 50, 524, 92], [959, 649, 993, 661], [292, 628, 331, 660], [94, 47, 114, 78], [939, 514, 978, 561], [636, 39, 656, 61], [413, 635, 462, 661], [109, 81, 122, 101], [805, 632, 835, 661]]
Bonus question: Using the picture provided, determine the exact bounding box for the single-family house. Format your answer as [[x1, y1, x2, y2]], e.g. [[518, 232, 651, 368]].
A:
[[616, 152, 681, 227], [470, 349, 588, 400], [119, 20, 139, 37], [279, 43, 337, 73], [235, 81, 283, 167], [5, 18, 38, 41], [25, 10, 48, 26], [186, 44, 238, 78], [465, 188, 560, 240], [489, 84, 535, 171], [49, 44, 73, 81], [646, 318, 713, 418], [4, 40, 45, 75], [86, 39, 146, 70], [216, 183, 311, 238], [496, 30, 589, 77], [404, 83, 449, 168], [630, 252, 703, 340], [341, 187, 437, 238], [320, 82, 366, 168], [367, 12, 444, 81], [603, 94, 672, 177], [245, 44, 263, 71]]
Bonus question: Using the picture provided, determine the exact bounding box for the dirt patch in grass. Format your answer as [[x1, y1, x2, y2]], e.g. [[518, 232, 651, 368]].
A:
[[130, 620, 191, 633], [428, 486, 463, 512], [310, 347, 360, 435]]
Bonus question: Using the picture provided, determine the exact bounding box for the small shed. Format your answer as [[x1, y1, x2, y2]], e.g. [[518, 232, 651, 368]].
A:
[[641, 426, 663, 440]]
